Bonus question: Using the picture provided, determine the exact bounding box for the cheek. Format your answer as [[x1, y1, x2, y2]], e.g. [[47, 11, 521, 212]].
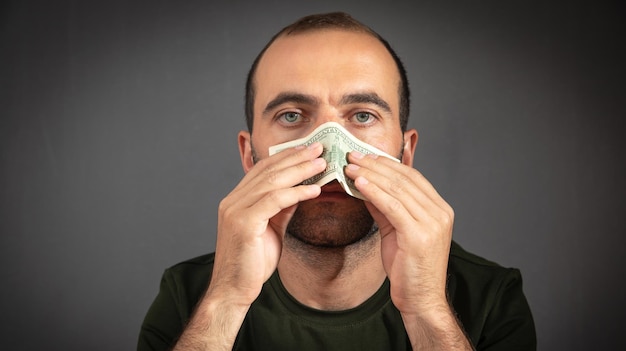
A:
[[354, 128, 403, 157], [249, 137, 269, 162]]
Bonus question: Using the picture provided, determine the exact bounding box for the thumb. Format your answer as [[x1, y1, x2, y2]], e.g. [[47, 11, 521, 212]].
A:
[[269, 204, 298, 236]]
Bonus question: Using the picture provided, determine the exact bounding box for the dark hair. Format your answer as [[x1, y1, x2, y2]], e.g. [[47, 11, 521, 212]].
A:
[[244, 12, 410, 132]]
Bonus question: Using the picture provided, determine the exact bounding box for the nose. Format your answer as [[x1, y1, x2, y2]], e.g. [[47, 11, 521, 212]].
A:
[[307, 106, 344, 133]]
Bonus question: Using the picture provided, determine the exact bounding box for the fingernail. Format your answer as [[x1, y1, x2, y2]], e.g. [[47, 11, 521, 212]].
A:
[[312, 158, 326, 166], [356, 176, 369, 185], [346, 164, 360, 171], [308, 142, 321, 149], [351, 151, 365, 159]]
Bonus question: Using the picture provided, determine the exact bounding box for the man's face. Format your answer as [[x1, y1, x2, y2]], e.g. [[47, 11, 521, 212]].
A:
[[240, 29, 413, 247]]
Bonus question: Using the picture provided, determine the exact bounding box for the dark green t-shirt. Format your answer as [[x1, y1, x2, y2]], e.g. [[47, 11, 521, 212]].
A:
[[138, 241, 536, 350]]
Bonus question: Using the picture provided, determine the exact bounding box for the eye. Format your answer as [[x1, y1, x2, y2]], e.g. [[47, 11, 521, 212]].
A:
[[352, 112, 376, 124], [278, 112, 302, 124]]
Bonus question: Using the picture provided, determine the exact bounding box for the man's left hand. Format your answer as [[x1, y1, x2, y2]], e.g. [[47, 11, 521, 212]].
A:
[[345, 151, 454, 317]]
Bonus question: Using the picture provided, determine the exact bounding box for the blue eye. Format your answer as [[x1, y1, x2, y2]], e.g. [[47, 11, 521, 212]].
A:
[[280, 112, 301, 123], [354, 112, 373, 123]]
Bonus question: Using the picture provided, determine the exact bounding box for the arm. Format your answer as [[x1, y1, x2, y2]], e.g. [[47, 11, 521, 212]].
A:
[[170, 142, 326, 351], [400, 306, 474, 350], [346, 151, 474, 350], [171, 296, 249, 351]]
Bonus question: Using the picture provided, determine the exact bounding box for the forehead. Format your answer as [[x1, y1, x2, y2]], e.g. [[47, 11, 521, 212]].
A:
[[254, 29, 400, 110]]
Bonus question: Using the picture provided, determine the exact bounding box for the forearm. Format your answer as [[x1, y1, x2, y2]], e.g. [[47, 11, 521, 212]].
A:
[[402, 305, 474, 351], [172, 294, 249, 351]]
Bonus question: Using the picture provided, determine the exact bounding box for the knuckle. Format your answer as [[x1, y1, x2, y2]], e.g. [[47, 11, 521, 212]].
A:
[[430, 220, 444, 235], [296, 160, 310, 172], [266, 189, 282, 204], [220, 202, 236, 222], [263, 166, 280, 185], [218, 198, 231, 215], [386, 197, 403, 213], [439, 204, 454, 226], [387, 174, 410, 195], [430, 207, 453, 234], [447, 205, 455, 220]]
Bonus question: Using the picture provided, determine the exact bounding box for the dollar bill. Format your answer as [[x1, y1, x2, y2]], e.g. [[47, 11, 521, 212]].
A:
[[268, 122, 399, 200]]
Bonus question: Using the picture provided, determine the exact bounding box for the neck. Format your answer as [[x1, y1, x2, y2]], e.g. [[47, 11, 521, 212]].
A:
[[277, 231, 386, 311]]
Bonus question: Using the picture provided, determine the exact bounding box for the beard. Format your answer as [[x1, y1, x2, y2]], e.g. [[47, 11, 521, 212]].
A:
[[286, 196, 378, 248]]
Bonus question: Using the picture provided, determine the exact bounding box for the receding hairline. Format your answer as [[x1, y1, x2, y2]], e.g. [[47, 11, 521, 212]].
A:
[[255, 25, 384, 80], [253, 26, 395, 82], [245, 12, 410, 132], [279, 11, 377, 34]]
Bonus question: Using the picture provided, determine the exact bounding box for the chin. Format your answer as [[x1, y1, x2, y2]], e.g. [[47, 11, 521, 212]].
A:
[[286, 199, 375, 248]]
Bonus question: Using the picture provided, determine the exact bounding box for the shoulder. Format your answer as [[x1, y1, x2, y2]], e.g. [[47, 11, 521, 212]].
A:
[[448, 241, 536, 348], [447, 240, 528, 317], [139, 253, 218, 349], [168, 252, 216, 272], [161, 253, 216, 300], [449, 240, 520, 281]]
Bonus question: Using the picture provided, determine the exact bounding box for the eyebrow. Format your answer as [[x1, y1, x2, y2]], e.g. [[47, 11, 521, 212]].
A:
[[263, 92, 319, 116], [339, 92, 392, 114], [262, 91, 393, 116]]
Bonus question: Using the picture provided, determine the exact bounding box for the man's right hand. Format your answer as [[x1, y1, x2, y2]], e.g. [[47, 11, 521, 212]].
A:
[[209, 141, 326, 306], [171, 142, 325, 351]]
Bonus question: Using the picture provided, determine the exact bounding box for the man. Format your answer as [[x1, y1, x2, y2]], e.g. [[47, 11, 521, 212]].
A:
[[138, 12, 535, 350]]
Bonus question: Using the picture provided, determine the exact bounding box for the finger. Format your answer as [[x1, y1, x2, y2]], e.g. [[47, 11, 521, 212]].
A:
[[350, 174, 419, 238], [246, 142, 324, 183], [345, 157, 430, 223], [347, 152, 449, 212], [356, 173, 453, 255], [231, 144, 326, 205], [268, 203, 298, 237], [346, 158, 453, 238], [246, 184, 322, 227], [242, 157, 326, 205]]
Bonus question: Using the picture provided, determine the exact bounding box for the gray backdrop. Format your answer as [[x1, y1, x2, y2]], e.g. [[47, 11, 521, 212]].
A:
[[1, 0, 624, 350]]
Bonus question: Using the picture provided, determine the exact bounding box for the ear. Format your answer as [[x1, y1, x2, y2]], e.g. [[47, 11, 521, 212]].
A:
[[238, 130, 254, 173], [401, 129, 418, 167]]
